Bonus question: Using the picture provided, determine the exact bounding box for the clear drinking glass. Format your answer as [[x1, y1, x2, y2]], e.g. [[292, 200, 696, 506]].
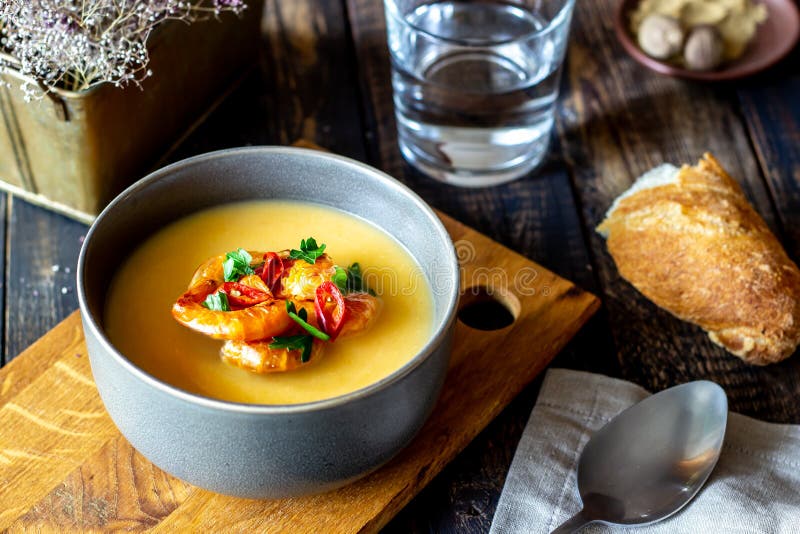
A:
[[384, 0, 576, 187]]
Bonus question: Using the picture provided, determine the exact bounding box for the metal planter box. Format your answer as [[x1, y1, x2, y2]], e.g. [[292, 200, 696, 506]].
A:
[[0, 5, 261, 222]]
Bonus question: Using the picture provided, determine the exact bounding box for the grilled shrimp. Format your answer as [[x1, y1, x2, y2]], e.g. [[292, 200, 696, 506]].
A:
[[172, 250, 323, 341], [219, 292, 382, 374], [172, 280, 292, 341], [221, 338, 325, 373], [173, 244, 380, 374], [338, 292, 382, 337], [276, 253, 335, 300]]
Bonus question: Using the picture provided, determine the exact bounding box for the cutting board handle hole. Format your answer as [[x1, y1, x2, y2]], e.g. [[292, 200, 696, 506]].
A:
[[457, 285, 519, 331]]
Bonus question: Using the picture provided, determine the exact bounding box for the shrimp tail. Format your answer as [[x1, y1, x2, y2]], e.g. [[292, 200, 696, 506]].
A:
[[217, 292, 382, 374], [220, 339, 325, 373]]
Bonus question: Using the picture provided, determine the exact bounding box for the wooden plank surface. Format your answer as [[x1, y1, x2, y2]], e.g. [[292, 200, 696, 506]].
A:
[[737, 49, 800, 259], [0, 213, 598, 532], [555, 0, 800, 422], [5, 199, 84, 364], [169, 0, 368, 163], [0, 193, 6, 363], [2, 0, 798, 531]]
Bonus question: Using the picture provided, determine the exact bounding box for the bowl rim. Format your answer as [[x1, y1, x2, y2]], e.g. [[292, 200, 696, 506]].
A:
[[77, 146, 459, 415]]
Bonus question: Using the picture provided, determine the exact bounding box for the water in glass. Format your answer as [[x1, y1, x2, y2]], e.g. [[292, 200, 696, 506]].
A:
[[386, 0, 574, 186]]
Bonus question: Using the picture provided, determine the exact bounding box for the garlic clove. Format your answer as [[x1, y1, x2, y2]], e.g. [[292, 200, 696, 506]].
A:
[[684, 25, 724, 71], [638, 14, 685, 59]]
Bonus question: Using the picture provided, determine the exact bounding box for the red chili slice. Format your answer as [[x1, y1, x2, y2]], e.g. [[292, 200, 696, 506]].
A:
[[258, 252, 285, 293], [220, 282, 270, 308], [315, 281, 347, 341]]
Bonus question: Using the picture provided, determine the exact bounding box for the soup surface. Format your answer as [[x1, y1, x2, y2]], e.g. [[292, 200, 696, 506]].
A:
[[105, 201, 434, 404]]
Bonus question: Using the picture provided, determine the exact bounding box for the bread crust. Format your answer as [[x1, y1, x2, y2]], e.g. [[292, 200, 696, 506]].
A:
[[597, 153, 800, 365]]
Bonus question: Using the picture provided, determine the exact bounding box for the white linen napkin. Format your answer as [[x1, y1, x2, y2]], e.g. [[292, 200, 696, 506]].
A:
[[490, 369, 800, 534]]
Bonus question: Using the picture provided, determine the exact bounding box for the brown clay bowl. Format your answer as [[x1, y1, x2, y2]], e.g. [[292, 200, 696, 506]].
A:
[[615, 0, 800, 81]]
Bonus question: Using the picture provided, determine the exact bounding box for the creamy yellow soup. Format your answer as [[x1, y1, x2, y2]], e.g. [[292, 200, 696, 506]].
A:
[[105, 201, 433, 404]]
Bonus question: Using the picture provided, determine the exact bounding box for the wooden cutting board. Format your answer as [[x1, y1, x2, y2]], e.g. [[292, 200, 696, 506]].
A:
[[0, 212, 598, 533]]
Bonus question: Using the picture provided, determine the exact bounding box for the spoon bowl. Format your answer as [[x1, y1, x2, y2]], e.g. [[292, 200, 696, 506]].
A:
[[552, 381, 728, 532]]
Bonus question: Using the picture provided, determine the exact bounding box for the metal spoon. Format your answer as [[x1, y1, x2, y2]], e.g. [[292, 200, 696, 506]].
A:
[[551, 381, 728, 533]]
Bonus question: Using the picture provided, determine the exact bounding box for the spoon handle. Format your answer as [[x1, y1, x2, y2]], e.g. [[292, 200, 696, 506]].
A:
[[550, 509, 591, 534]]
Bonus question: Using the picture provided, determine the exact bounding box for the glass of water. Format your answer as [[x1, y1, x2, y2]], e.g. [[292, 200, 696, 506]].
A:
[[384, 0, 576, 187]]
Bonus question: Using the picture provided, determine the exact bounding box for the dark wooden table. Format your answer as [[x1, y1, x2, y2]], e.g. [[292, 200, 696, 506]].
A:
[[4, 1, 799, 531]]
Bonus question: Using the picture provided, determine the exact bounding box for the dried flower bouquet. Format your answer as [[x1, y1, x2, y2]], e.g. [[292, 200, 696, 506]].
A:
[[0, 0, 246, 98], [0, 0, 259, 221]]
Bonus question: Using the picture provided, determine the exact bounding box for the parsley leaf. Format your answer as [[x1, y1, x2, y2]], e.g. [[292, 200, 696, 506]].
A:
[[333, 262, 376, 296], [285, 301, 330, 341], [223, 248, 254, 282], [202, 292, 230, 311], [332, 266, 349, 292], [346, 262, 368, 293], [289, 237, 326, 264], [269, 334, 314, 363]]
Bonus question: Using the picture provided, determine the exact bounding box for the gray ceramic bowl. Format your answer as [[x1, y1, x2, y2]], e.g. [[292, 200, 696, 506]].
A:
[[77, 147, 459, 498]]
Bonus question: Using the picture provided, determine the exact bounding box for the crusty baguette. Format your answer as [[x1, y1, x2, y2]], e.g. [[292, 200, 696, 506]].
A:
[[597, 153, 800, 365]]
